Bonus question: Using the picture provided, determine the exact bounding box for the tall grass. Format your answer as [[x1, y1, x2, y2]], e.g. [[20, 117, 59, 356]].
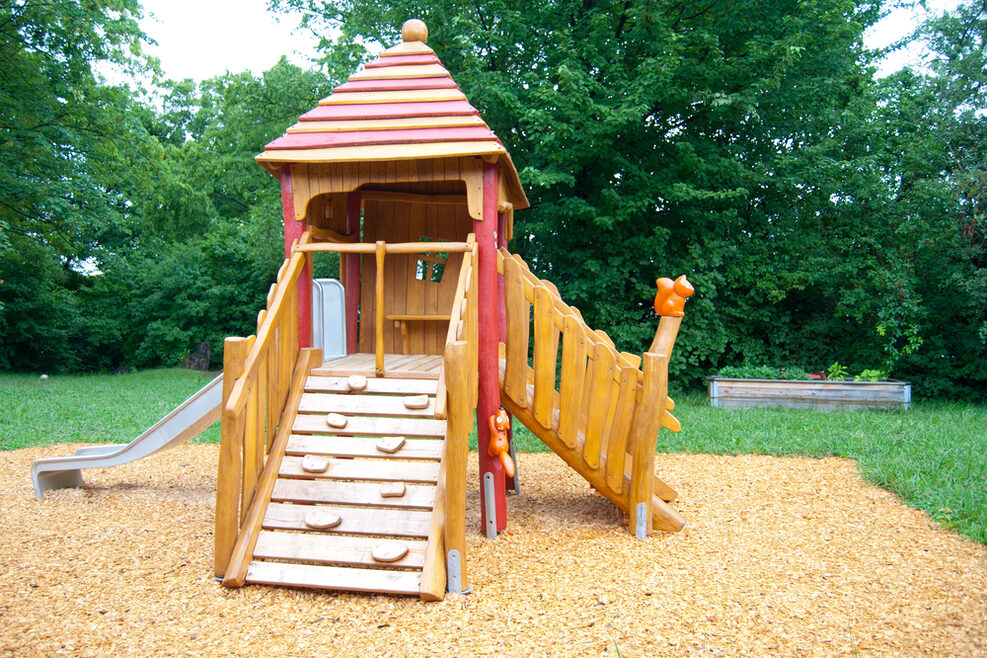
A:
[[2, 370, 983, 544]]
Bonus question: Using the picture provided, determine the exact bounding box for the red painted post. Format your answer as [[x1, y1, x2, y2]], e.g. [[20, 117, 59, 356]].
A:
[[475, 160, 507, 532], [344, 190, 361, 354], [280, 165, 312, 348], [497, 210, 518, 494]]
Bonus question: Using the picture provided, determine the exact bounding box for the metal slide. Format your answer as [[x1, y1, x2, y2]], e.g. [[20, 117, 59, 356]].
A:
[[30, 374, 223, 499]]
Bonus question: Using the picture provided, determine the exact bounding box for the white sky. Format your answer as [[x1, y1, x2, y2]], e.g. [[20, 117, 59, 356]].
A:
[[138, 0, 963, 82], [139, 0, 320, 81]]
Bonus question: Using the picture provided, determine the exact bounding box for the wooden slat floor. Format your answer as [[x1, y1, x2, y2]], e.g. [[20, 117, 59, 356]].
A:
[[314, 353, 444, 380]]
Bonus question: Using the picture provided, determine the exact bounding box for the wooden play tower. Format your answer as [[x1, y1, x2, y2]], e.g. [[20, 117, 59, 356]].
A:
[[214, 19, 692, 600]]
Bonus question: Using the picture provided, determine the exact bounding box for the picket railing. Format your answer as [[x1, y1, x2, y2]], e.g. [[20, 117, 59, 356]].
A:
[[497, 248, 685, 535], [214, 231, 313, 578]]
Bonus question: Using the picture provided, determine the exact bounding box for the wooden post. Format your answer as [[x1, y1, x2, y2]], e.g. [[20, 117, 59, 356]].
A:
[[475, 159, 506, 532], [281, 165, 312, 349], [444, 341, 470, 592], [215, 336, 249, 578], [497, 210, 518, 493], [344, 190, 361, 354], [374, 240, 386, 377], [628, 351, 666, 537]]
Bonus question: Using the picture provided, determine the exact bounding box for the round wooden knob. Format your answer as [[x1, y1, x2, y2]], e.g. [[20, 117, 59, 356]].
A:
[[402, 19, 428, 43]]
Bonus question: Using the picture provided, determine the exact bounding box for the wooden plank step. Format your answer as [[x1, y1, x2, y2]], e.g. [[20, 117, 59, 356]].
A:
[[306, 376, 438, 395], [272, 478, 436, 508], [286, 435, 444, 460], [253, 531, 427, 569], [280, 456, 440, 483], [292, 415, 447, 437], [312, 366, 441, 380], [246, 561, 421, 596], [297, 393, 436, 417], [264, 503, 431, 537]]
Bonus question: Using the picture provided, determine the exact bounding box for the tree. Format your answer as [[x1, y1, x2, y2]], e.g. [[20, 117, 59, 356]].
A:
[[865, 0, 987, 396], [0, 0, 153, 369], [272, 0, 899, 384]]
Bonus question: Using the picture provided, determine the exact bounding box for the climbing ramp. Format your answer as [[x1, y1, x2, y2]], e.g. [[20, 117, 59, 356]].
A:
[[497, 249, 689, 535], [242, 370, 447, 596]]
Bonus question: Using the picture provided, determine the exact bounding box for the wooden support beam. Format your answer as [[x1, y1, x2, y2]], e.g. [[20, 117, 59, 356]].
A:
[[375, 241, 385, 377]]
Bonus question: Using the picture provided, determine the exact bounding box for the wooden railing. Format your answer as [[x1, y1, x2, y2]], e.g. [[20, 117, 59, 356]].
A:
[[296, 238, 473, 378], [434, 234, 477, 419], [417, 338, 474, 599], [214, 231, 313, 578], [420, 234, 477, 595], [439, 340, 472, 594], [497, 248, 685, 536]]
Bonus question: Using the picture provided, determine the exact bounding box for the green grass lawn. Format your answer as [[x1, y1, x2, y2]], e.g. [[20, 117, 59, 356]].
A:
[[0, 369, 221, 451], [2, 370, 984, 545]]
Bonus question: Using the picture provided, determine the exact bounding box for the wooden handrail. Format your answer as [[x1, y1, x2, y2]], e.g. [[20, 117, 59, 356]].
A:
[[435, 234, 476, 419], [222, 348, 322, 587], [295, 240, 471, 254], [215, 230, 311, 577], [497, 247, 645, 380], [224, 232, 312, 421]]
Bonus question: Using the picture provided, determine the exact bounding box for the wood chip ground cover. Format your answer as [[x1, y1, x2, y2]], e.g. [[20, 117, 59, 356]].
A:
[[2, 445, 984, 656]]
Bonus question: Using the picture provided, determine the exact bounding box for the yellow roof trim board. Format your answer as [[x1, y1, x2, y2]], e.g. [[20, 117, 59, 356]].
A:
[[379, 42, 435, 56], [257, 141, 506, 168], [319, 88, 466, 105], [286, 116, 489, 133], [348, 64, 450, 81]]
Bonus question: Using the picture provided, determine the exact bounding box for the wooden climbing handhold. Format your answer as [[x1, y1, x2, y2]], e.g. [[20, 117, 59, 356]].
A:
[[301, 454, 329, 473], [347, 375, 368, 391], [304, 509, 342, 530], [403, 394, 429, 409], [326, 412, 348, 428], [380, 482, 407, 498], [371, 540, 409, 563], [376, 436, 406, 454]]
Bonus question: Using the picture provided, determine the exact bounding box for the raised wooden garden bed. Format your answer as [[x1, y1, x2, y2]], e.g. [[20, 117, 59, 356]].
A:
[[707, 377, 911, 411]]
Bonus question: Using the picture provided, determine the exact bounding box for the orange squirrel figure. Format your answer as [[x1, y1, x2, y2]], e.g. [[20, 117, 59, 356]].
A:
[[487, 407, 515, 478], [654, 275, 695, 317]]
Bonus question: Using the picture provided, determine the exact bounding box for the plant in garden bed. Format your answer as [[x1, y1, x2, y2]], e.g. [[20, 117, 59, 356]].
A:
[[717, 362, 895, 382]]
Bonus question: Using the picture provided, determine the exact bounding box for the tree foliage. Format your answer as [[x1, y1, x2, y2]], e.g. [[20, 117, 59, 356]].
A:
[[0, 0, 983, 400]]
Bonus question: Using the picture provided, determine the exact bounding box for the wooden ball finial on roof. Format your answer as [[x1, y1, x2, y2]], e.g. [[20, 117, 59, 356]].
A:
[[402, 19, 428, 43]]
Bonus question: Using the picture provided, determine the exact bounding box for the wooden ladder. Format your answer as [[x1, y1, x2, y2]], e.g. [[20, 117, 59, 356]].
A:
[[239, 373, 448, 599]]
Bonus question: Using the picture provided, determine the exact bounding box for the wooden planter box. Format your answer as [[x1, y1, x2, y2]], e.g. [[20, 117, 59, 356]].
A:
[[707, 377, 911, 411]]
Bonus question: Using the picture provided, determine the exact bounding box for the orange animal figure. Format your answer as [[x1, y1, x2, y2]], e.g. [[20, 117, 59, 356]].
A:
[[487, 407, 515, 478], [654, 275, 695, 317]]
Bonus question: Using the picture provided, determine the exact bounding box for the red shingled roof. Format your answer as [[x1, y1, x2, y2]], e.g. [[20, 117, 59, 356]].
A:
[[260, 39, 503, 159]]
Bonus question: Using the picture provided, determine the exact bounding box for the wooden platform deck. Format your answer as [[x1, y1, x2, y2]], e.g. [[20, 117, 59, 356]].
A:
[[314, 353, 443, 380]]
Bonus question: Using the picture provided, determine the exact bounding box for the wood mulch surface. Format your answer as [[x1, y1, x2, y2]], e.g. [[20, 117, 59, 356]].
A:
[[2, 444, 985, 656]]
